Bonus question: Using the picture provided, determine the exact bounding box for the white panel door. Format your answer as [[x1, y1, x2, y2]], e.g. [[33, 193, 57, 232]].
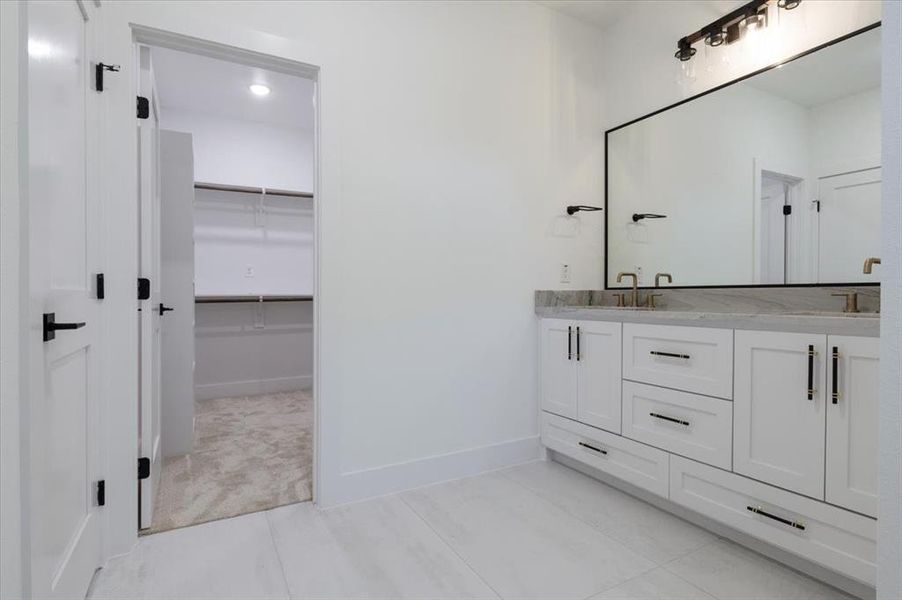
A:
[[758, 177, 786, 285], [575, 321, 622, 433], [27, 1, 102, 597], [817, 167, 881, 283], [826, 335, 879, 517], [540, 319, 577, 419], [137, 45, 162, 530], [733, 330, 826, 499]]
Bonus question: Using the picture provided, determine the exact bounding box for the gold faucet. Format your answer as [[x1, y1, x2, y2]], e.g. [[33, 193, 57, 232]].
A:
[[831, 292, 860, 314], [655, 273, 673, 287], [616, 272, 640, 307], [863, 257, 881, 274]]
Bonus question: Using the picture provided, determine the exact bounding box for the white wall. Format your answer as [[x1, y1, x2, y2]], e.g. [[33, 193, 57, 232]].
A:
[[878, 2, 902, 598], [810, 88, 882, 176], [0, 1, 24, 597], [96, 3, 608, 551], [161, 108, 314, 192]]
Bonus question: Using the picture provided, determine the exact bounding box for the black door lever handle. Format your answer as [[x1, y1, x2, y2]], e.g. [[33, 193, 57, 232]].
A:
[[43, 313, 86, 342], [159, 303, 174, 315]]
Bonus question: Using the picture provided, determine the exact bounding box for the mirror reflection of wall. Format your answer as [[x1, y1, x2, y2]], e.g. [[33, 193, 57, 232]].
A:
[[606, 26, 881, 288]]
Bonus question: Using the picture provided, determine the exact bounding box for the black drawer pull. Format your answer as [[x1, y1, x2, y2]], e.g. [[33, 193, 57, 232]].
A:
[[831, 346, 840, 404], [747, 505, 805, 530], [576, 326, 581, 361], [807, 345, 816, 400], [578, 441, 607, 455], [649, 412, 690, 426], [650, 350, 690, 360], [567, 326, 573, 360]]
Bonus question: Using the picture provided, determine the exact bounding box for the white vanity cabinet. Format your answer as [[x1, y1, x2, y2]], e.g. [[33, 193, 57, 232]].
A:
[[733, 331, 827, 499], [826, 336, 880, 518], [538, 316, 879, 586], [733, 331, 880, 515], [539, 319, 622, 433]]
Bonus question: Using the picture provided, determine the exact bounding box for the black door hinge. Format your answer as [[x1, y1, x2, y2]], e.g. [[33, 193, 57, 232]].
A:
[[96, 480, 106, 506], [137, 278, 150, 300], [138, 457, 150, 480], [96, 273, 105, 300], [782, 205, 792, 216], [137, 96, 150, 119], [95, 62, 120, 92]]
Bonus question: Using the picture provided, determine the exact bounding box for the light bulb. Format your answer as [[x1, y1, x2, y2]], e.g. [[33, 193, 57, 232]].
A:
[[249, 84, 271, 97]]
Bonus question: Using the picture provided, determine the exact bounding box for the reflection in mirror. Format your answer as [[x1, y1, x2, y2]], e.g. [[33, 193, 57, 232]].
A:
[[606, 26, 881, 288]]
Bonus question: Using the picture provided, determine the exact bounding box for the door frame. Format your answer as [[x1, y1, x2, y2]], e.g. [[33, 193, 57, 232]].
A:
[[95, 14, 327, 560]]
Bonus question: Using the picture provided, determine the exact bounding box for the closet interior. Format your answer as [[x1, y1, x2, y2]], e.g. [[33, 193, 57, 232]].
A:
[[145, 45, 315, 533]]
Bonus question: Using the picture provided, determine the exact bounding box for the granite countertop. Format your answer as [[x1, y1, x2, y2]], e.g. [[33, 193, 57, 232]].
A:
[[535, 305, 880, 337]]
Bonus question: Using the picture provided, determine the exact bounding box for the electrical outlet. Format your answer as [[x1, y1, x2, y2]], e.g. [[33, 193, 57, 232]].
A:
[[560, 263, 571, 284], [244, 267, 255, 278]]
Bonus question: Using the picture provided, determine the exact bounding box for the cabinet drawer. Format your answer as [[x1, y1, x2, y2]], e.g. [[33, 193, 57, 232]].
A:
[[670, 456, 876, 586], [541, 411, 669, 497], [623, 323, 733, 399], [622, 381, 732, 470]]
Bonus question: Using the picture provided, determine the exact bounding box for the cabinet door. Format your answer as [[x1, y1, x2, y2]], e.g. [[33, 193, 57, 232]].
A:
[[826, 336, 879, 517], [540, 319, 577, 419], [734, 330, 826, 499], [576, 321, 622, 433]]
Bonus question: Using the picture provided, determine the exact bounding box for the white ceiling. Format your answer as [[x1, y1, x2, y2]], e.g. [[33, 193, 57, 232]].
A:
[[534, 1, 636, 29], [746, 27, 881, 107], [151, 46, 315, 130], [535, 0, 746, 31]]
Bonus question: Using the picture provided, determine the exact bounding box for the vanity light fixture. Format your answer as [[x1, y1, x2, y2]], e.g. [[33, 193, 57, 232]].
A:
[[249, 83, 271, 97], [674, 0, 801, 63], [704, 28, 727, 47]]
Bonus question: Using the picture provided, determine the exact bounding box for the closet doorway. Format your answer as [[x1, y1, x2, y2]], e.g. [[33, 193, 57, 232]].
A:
[[136, 42, 317, 534]]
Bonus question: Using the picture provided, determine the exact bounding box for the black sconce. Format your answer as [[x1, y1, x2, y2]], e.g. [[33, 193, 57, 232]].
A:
[[674, 0, 801, 62], [566, 205, 603, 215], [632, 213, 667, 222]]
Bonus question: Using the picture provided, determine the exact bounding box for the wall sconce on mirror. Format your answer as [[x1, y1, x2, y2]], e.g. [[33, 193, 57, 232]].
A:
[[566, 205, 603, 216], [632, 213, 667, 222], [674, 0, 802, 65]]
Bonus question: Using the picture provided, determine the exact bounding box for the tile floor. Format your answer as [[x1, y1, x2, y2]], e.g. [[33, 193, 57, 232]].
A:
[[91, 459, 854, 600], [148, 390, 313, 533]]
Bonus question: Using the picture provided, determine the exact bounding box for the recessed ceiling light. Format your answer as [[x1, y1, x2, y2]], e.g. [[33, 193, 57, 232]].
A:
[[249, 84, 271, 97]]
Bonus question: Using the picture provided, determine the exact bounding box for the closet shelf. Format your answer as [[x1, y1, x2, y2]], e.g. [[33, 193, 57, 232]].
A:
[[195, 295, 313, 303], [194, 181, 314, 199]]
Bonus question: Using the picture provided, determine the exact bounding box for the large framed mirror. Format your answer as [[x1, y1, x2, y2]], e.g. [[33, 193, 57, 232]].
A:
[[605, 24, 881, 289]]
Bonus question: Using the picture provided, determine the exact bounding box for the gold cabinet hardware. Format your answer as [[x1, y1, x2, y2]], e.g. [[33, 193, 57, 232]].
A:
[[863, 257, 881, 274]]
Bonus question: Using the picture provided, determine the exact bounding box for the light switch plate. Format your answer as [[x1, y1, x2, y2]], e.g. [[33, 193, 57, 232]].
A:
[[560, 263, 571, 284]]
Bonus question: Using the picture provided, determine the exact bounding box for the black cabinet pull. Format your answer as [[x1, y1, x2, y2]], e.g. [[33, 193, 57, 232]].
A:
[[650, 350, 690, 360], [43, 313, 86, 342], [832, 346, 840, 404], [807, 345, 816, 400], [576, 326, 581, 361], [649, 412, 690, 426], [159, 303, 174, 315], [567, 326, 572, 360], [578, 441, 607, 455], [747, 505, 805, 530]]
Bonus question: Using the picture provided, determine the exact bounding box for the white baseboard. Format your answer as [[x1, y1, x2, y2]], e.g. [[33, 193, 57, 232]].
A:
[[328, 435, 542, 506], [194, 375, 312, 400]]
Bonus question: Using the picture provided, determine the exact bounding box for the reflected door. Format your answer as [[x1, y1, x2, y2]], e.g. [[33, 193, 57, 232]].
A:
[[817, 167, 881, 282]]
